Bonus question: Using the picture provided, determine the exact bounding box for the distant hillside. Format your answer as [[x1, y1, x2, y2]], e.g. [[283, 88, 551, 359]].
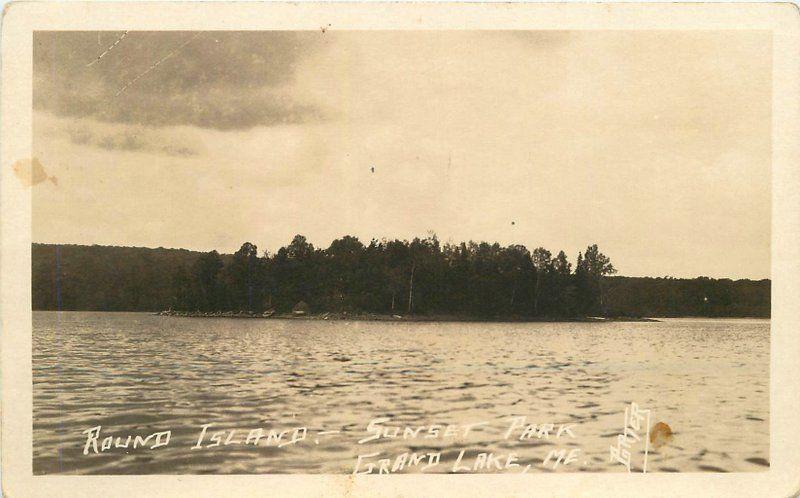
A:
[[604, 276, 770, 318], [31, 243, 770, 317], [32, 243, 206, 311]]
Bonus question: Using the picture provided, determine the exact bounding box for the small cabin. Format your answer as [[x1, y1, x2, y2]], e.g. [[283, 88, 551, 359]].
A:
[[292, 301, 310, 315]]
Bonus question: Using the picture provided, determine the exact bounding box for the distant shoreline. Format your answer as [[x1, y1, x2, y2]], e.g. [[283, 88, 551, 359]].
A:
[[148, 310, 661, 323], [32, 243, 771, 319], [33, 309, 774, 321]]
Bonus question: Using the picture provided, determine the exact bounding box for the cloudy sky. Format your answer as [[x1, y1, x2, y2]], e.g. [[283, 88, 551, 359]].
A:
[[32, 30, 771, 279]]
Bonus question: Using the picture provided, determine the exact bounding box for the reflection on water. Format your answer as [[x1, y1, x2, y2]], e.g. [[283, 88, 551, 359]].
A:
[[33, 312, 769, 474]]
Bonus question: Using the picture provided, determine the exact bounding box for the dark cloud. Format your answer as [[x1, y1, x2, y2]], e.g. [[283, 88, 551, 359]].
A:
[[33, 31, 327, 130], [70, 126, 201, 157], [35, 111, 204, 157]]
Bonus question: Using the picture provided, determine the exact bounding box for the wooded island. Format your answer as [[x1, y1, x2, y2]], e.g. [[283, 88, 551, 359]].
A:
[[32, 236, 770, 319]]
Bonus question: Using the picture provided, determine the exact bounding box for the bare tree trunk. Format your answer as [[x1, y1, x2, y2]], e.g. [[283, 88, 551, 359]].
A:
[[599, 277, 606, 316], [407, 261, 416, 315], [391, 291, 395, 312]]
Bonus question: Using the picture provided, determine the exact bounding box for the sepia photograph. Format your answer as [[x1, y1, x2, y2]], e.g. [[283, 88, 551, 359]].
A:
[[27, 27, 773, 475], [2, 2, 800, 496]]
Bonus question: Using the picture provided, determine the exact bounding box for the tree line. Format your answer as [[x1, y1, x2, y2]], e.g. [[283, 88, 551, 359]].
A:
[[167, 235, 616, 318], [32, 238, 770, 318]]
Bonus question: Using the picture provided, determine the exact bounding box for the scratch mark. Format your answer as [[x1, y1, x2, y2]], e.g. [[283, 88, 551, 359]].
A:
[[87, 31, 128, 67], [114, 32, 202, 97]]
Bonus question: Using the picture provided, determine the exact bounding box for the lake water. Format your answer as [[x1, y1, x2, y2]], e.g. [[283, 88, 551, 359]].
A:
[[32, 311, 769, 474]]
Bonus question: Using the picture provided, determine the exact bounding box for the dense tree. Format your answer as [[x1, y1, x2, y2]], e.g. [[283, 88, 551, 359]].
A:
[[31, 241, 770, 318], [190, 250, 225, 311], [223, 242, 264, 312], [532, 247, 553, 316], [574, 244, 617, 316], [554, 251, 571, 276]]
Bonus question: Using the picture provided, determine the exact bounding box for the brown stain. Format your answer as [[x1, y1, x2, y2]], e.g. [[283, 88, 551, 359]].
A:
[[12, 158, 57, 187], [650, 421, 674, 450]]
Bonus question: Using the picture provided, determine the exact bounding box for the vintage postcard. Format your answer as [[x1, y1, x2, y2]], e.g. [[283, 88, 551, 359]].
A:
[[2, 2, 799, 497]]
